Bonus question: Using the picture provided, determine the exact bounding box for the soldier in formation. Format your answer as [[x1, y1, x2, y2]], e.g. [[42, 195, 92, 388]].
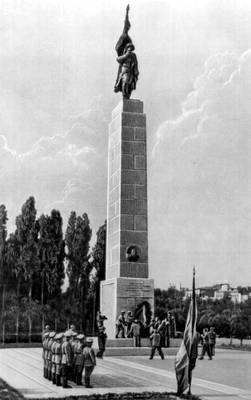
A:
[[42, 326, 96, 388]]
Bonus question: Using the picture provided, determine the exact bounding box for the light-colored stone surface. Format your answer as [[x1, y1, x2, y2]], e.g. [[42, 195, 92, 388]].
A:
[[0, 348, 250, 399], [101, 277, 154, 338]]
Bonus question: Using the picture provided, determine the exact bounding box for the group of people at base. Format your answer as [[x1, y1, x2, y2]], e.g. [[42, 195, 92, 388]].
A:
[[115, 310, 176, 349], [42, 324, 96, 389]]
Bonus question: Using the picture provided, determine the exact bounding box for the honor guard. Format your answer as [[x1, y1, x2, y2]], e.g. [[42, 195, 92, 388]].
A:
[[51, 334, 57, 384], [54, 333, 63, 386], [74, 334, 85, 385], [47, 331, 56, 381], [42, 332, 50, 378], [61, 331, 72, 388], [83, 338, 96, 388], [70, 331, 78, 382]]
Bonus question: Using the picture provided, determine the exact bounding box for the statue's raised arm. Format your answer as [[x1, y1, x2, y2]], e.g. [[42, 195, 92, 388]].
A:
[[114, 5, 139, 99]]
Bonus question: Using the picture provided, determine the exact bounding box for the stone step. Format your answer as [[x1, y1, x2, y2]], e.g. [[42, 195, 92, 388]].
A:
[[102, 346, 179, 357], [105, 338, 182, 348]]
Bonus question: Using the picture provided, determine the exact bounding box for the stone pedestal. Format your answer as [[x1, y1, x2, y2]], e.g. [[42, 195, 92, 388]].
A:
[[100, 99, 154, 339]]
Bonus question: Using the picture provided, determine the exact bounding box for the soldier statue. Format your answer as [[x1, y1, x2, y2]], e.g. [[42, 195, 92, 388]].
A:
[[114, 5, 139, 99]]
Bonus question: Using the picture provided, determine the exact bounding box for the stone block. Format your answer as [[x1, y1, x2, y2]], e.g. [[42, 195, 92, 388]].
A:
[[121, 184, 135, 200], [121, 199, 147, 215], [107, 231, 120, 247], [122, 126, 134, 141], [109, 186, 120, 204], [136, 185, 147, 199], [134, 214, 147, 231], [109, 128, 121, 146], [121, 230, 148, 247], [122, 99, 144, 114], [134, 155, 146, 169], [122, 112, 146, 128], [109, 216, 119, 234], [109, 203, 116, 219], [122, 154, 134, 169], [109, 114, 121, 133], [110, 170, 120, 189], [121, 141, 134, 155], [111, 245, 120, 264], [121, 169, 146, 185], [134, 127, 146, 141], [121, 214, 134, 230], [111, 155, 120, 172], [120, 262, 148, 278], [133, 142, 146, 155], [106, 264, 120, 280]]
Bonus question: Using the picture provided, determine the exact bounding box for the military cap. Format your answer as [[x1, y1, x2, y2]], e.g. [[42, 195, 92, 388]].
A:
[[121, 310, 125, 314], [49, 331, 56, 338], [56, 333, 64, 340], [86, 337, 94, 343], [71, 331, 78, 337], [44, 332, 50, 338], [77, 334, 85, 340], [64, 330, 72, 338]]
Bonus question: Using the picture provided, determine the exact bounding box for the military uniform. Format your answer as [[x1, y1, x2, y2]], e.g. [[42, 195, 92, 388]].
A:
[[209, 328, 216, 357], [96, 326, 107, 358], [42, 332, 49, 378], [128, 320, 141, 347], [61, 331, 72, 388], [70, 332, 78, 382], [51, 338, 57, 384], [149, 330, 164, 359], [115, 311, 126, 338], [74, 334, 85, 385], [47, 332, 56, 381], [54, 333, 63, 386], [199, 329, 212, 360], [83, 338, 96, 388]]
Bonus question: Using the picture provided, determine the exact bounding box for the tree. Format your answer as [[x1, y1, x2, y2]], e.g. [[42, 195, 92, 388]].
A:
[[22, 297, 42, 342], [88, 221, 106, 330], [65, 212, 92, 330], [15, 196, 39, 299], [37, 210, 65, 330], [14, 197, 39, 341], [0, 205, 8, 340], [231, 312, 249, 346]]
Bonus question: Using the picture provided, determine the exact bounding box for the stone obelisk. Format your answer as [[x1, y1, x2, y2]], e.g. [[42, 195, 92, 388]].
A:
[[100, 6, 154, 338], [100, 98, 154, 338]]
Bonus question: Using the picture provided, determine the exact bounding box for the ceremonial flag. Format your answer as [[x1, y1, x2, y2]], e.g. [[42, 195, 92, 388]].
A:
[[175, 267, 198, 396]]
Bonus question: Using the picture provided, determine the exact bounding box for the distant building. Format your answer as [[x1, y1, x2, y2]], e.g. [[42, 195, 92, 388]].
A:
[[183, 282, 251, 304]]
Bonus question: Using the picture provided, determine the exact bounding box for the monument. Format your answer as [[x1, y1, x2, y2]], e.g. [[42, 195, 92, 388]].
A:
[[100, 5, 154, 338]]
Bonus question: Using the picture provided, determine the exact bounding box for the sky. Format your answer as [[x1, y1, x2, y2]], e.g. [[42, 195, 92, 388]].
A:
[[1, 0, 251, 289]]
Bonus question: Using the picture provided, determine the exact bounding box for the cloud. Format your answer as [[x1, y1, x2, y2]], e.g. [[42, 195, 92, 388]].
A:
[[151, 50, 251, 287], [0, 99, 108, 233]]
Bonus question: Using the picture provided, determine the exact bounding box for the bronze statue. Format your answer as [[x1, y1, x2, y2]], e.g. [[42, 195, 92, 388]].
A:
[[114, 5, 139, 99]]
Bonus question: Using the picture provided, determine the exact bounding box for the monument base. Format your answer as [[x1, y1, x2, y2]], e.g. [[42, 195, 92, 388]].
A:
[[100, 277, 154, 339]]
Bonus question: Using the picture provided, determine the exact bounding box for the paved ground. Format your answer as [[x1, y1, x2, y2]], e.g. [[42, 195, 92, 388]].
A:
[[0, 347, 250, 399]]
